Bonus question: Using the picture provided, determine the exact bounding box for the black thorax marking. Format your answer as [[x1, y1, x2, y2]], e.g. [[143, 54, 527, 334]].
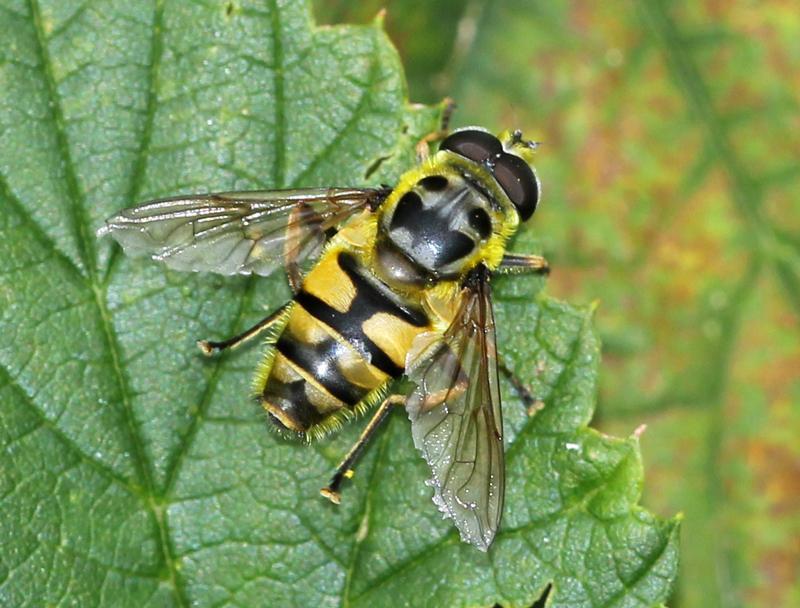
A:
[[388, 182, 480, 270]]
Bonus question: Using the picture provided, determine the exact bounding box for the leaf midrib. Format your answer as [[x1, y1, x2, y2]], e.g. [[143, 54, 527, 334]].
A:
[[29, 0, 96, 279], [22, 1, 185, 603], [10, 4, 395, 604]]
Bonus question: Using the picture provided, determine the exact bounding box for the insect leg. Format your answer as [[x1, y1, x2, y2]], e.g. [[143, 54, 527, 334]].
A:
[[415, 97, 457, 162], [283, 202, 322, 294], [498, 253, 550, 275], [497, 354, 545, 416], [320, 394, 405, 504], [438, 96, 456, 131], [197, 303, 289, 356], [286, 260, 303, 295]]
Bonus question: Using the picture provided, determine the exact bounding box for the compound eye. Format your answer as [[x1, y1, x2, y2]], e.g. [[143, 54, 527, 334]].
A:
[[440, 129, 503, 163], [493, 153, 539, 221]]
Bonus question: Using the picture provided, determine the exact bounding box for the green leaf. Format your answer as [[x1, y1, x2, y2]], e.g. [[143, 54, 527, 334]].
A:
[[317, 1, 800, 606], [0, 1, 677, 606]]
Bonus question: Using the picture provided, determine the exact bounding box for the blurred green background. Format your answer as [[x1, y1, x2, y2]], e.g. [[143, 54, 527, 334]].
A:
[[314, 1, 800, 607]]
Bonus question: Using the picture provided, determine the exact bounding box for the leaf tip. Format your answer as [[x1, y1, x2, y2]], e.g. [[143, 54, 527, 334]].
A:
[[373, 8, 387, 27]]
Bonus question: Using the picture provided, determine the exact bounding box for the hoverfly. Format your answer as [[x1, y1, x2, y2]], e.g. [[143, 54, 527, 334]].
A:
[[98, 123, 549, 551]]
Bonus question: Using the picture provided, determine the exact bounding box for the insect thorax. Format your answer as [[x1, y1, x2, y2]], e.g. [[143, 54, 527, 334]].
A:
[[375, 166, 516, 287]]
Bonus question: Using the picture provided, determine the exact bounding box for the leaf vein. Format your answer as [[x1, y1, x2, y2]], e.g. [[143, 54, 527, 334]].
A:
[[28, 0, 96, 277], [103, 0, 166, 285], [0, 365, 139, 495], [289, 30, 382, 187], [270, 0, 286, 188], [0, 172, 85, 282]]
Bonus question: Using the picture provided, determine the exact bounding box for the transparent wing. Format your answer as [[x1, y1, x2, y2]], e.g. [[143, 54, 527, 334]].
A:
[[405, 267, 504, 551], [97, 188, 387, 276]]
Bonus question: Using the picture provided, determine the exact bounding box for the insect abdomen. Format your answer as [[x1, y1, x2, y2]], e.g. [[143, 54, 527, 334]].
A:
[[257, 249, 431, 435]]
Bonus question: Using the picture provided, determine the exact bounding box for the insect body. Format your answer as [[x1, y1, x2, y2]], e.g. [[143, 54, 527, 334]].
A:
[[99, 127, 548, 551]]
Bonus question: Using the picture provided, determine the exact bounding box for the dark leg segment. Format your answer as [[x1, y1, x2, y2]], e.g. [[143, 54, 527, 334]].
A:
[[438, 96, 456, 132], [415, 97, 457, 162], [497, 354, 544, 416], [498, 252, 550, 275], [320, 394, 405, 504], [197, 303, 288, 356]]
